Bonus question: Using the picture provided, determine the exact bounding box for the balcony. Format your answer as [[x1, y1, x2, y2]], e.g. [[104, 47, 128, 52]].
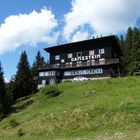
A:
[[38, 59, 119, 70]]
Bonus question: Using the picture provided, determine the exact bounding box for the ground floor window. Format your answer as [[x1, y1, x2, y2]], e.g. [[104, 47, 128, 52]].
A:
[[39, 71, 56, 77], [64, 68, 103, 76]]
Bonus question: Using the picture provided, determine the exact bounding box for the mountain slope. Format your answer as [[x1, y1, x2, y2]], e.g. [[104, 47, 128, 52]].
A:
[[0, 77, 140, 140]]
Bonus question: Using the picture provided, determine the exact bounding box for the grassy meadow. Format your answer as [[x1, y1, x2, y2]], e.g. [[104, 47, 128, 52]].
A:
[[0, 76, 140, 140]]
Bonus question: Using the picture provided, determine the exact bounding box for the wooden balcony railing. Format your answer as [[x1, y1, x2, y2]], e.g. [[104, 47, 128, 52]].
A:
[[38, 59, 119, 70]]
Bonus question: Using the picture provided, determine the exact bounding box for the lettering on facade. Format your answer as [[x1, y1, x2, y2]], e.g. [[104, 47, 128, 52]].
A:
[[71, 54, 101, 62]]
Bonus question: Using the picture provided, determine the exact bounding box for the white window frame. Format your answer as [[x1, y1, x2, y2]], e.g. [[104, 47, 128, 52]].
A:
[[42, 80, 46, 85], [99, 58, 105, 64], [39, 72, 44, 77], [77, 61, 82, 66], [99, 49, 105, 54], [68, 53, 73, 58], [89, 50, 95, 56], [91, 60, 95, 65], [55, 55, 60, 60], [87, 60, 90, 66]]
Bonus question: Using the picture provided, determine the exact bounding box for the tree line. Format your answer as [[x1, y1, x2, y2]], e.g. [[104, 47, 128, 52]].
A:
[[0, 26, 140, 120], [119, 27, 140, 74], [0, 51, 47, 119]]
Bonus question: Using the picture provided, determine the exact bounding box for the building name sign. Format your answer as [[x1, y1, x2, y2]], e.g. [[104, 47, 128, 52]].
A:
[[71, 54, 101, 62]]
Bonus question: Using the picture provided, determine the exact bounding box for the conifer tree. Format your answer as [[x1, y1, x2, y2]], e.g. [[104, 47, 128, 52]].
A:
[[119, 27, 140, 74], [130, 27, 140, 72], [31, 51, 47, 90], [123, 27, 133, 73], [0, 62, 6, 118], [14, 51, 35, 99], [31, 51, 46, 77]]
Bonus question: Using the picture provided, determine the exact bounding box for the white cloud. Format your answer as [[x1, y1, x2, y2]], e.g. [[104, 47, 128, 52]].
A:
[[71, 30, 89, 42], [0, 8, 58, 54], [63, 0, 140, 40]]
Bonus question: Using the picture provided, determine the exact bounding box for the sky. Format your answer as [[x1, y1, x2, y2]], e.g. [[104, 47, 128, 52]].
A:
[[0, 0, 140, 82]]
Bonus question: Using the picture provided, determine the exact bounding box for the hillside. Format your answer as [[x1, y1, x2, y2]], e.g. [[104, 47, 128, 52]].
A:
[[0, 77, 140, 140]]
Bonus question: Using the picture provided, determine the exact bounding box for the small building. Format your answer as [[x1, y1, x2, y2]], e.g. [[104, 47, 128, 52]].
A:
[[38, 35, 122, 88]]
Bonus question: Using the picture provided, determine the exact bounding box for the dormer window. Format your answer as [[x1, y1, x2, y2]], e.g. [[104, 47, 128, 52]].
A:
[[55, 55, 60, 60]]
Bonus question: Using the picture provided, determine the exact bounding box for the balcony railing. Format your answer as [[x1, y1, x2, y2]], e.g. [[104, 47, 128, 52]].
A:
[[39, 59, 119, 70]]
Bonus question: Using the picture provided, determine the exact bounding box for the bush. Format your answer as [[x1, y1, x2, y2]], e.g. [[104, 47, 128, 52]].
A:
[[17, 128, 24, 137], [9, 118, 19, 128], [45, 85, 62, 97]]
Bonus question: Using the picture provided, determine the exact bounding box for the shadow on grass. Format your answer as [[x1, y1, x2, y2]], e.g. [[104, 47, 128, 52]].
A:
[[10, 96, 34, 114]]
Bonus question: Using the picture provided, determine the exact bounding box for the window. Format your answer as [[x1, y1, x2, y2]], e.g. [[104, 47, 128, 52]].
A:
[[44, 71, 56, 76], [70, 62, 73, 67], [77, 52, 82, 57], [99, 58, 105, 64], [55, 63, 60, 68], [96, 68, 103, 74], [89, 50, 95, 56], [99, 49, 105, 54], [42, 80, 46, 85], [39, 72, 44, 77], [65, 63, 69, 67], [64, 68, 103, 76], [55, 55, 60, 60], [77, 61, 82, 66], [68, 53, 73, 58], [91, 60, 95, 65], [87, 60, 90, 66]]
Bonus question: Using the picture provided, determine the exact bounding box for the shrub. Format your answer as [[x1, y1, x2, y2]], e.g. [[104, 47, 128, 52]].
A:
[[45, 85, 62, 97], [9, 118, 19, 128], [17, 128, 24, 137]]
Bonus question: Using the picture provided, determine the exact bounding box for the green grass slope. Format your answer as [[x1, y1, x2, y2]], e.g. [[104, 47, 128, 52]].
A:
[[0, 77, 140, 140]]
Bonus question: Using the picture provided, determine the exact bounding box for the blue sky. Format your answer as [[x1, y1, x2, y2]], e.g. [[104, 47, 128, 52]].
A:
[[0, 0, 140, 82]]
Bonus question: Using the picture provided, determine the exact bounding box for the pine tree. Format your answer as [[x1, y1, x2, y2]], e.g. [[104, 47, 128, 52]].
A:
[[0, 62, 6, 101], [14, 51, 35, 99], [0, 62, 6, 118], [130, 27, 140, 72], [31, 51, 46, 77], [119, 27, 140, 74], [123, 27, 133, 73], [31, 51, 47, 90]]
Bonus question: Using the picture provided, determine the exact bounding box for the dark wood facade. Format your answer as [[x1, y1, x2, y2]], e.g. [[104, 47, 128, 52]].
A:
[[38, 35, 122, 86]]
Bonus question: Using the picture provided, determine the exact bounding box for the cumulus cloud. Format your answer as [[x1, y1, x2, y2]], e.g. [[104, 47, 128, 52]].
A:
[[71, 30, 89, 42], [63, 0, 140, 41], [0, 8, 58, 54]]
